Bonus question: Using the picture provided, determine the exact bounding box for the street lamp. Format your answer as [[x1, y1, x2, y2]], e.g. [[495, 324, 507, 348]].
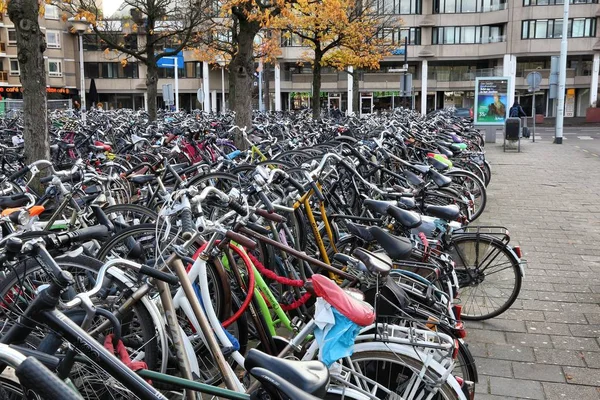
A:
[[69, 18, 91, 122], [217, 58, 226, 113]]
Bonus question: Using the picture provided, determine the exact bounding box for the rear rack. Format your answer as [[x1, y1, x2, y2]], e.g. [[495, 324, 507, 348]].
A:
[[452, 225, 511, 245]]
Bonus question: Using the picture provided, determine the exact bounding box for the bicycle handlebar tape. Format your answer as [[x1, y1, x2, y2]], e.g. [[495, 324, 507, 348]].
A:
[[309, 181, 326, 202], [180, 208, 195, 240], [139, 264, 180, 286], [255, 208, 286, 224], [15, 357, 82, 400], [226, 230, 257, 250], [228, 198, 248, 216], [257, 190, 275, 213], [7, 166, 29, 182], [286, 176, 306, 193]]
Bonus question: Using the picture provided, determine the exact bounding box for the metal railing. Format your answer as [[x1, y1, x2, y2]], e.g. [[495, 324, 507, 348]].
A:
[[428, 67, 503, 82], [0, 99, 72, 116]]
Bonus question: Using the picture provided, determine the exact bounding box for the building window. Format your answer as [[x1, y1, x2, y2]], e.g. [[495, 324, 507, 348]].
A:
[[46, 30, 61, 49], [524, 0, 597, 5], [158, 67, 185, 79], [7, 29, 17, 46], [45, 4, 60, 19], [377, 27, 422, 45], [376, 0, 422, 14], [9, 59, 19, 76], [434, 0, 507, 13], [185, 62, 202, 78], [521, 18, 596, 38], [84, 62, 139, 78], [432, 25, 505, 44], [48, 60, 62, 77]]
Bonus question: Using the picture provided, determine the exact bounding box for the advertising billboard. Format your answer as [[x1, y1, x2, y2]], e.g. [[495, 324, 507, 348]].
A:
[[474, 77, 510, 125]]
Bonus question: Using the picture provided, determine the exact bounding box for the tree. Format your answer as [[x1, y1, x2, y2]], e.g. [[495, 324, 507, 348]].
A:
[[66, 0, 210, 121], [195, 1, 284, 147], [274, 0, 395, 118], [6, 0, 50, 187]]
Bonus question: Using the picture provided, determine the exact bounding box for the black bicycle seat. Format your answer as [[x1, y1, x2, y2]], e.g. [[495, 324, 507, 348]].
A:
[[368, 226, 413, 261], [429, 170, 452, 188], [436, 145, 454, 158], [425, 204, 460, 221], [248, 367, 325, 400], [245, 349, 329, 397], [386, 205, 422, 229], [363, 199, 394, 215], [346, 222, 375, 242], [409, 164, 430, 174], [0, 194, 30, 209], [352, 247, 392, 277], [428, 157, 450, 171], [128, 175, 157, 185]]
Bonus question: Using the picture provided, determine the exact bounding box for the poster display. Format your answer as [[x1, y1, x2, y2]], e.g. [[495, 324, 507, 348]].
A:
[[474, 77, 510, 125], [565, 88, 575, 117]]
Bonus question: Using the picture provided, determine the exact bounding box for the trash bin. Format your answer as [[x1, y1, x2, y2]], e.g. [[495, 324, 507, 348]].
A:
[[504, 117, 521, 152]]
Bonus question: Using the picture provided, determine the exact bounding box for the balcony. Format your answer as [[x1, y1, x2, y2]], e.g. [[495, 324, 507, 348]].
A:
[[429, 67, 503, 82]]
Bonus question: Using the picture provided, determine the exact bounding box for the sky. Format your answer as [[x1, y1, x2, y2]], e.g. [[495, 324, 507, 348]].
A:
[[103, 0, 123, 17]]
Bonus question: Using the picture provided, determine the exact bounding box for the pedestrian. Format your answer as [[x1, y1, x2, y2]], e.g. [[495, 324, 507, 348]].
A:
[[509, 101, 527, 118], [97, 102, 104, 111]]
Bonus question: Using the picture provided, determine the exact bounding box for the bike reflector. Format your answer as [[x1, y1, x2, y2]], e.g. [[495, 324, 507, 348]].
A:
[[513, 246, 522, 259]]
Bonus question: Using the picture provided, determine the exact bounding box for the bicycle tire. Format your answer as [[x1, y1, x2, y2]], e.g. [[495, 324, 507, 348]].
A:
[[449, 234, 522, 320]]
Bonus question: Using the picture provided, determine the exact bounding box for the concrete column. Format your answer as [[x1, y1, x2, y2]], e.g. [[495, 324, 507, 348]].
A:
[[203, 62, 210, 112], [211, 90, 217, 113], [347, 66, 353, 115], [421, 60, 428, 115], [591, 53, 600, 107], [503, 54, 517, 107], [274, 63, 282, 111]]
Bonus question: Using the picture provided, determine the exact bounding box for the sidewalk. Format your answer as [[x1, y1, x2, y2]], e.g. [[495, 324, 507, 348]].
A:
[[467, 140, 600, 400]]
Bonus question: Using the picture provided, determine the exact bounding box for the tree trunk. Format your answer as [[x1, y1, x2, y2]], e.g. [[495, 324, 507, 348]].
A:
[[8, 0, 49, 192], [228, 69, 236, 111], [230, 22, 258, 149], [312, 51, 322, 119], [264, 63, 270, 111], [353, 71, 360, 114], [146, 62, 159, 121]]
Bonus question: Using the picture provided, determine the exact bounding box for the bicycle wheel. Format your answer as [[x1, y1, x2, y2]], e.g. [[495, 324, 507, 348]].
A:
[[445, 170, 487, 222], [331, 347, 461, 400], [0, 256, 158, 399], [449, 234, 522, 320]]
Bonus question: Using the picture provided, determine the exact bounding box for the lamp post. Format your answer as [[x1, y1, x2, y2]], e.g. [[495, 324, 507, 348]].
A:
[[69, 18, 91, 123], [217, 58, 226, 113]]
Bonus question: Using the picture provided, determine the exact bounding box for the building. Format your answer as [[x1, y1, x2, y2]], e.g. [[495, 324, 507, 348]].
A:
[[0, 4, 80, 107], [1, 0, 598, 117], [272, 0, 600, 117]]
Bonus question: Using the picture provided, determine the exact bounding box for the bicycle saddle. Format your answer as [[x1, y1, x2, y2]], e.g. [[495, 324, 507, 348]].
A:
[[409, 164, 430, 174], [128, 175, 157, 185], [0, 194, 30, 209], [428, 157, 450, 171], [248, 367, 325, 400], [346, 222, 375, 242], [424, 204, 460, 221], [245, 349, 329, 397], [352, 247, 392, 277], [386, 205, 422, 229], [368, 226, 413, 261], [429, 169, 452, 188], [363, 199, 394, 215], [436, 145, 454, 158]]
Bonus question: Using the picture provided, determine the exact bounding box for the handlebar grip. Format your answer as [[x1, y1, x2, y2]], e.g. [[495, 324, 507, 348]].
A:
[[139, 265, 180, 286], [228, 199, 248, 216], [7, 166, 29, 182], [54, 225, 110, 247], [91, 205, 115, 232], [257, 190, 275, 213], [40, 171, 83, 185], [180, 208, 195, 240], [309, 182, 326, 202], [255, 208, 286, 223], [286, 176, 306, 193], [225, 230, 257, 250], [15, 357, 82, 400]]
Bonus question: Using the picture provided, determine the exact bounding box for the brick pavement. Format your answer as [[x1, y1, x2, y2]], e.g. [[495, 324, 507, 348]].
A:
[[468, 139, 600, 400]]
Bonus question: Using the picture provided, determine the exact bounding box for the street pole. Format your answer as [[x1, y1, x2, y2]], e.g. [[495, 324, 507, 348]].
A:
[[174, 57, 179, 111], [532, 91, 536, 142], [554, 0, 569, 144], [258, 61, 264, 112], [403, 37, 408, 107], [221, 66, 225, 113], [78, 33, 86, 123]]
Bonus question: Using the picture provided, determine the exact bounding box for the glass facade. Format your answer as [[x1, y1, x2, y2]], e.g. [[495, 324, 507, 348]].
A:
[[521, 18, 596, 39], [433, 25, 505, 44]]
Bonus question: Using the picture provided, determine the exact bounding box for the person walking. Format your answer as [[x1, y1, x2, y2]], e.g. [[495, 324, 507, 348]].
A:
[[509, 101, 527, 118]]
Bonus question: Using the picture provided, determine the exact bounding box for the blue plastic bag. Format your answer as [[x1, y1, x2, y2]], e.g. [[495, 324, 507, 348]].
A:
[[314, 305, 361, 367]]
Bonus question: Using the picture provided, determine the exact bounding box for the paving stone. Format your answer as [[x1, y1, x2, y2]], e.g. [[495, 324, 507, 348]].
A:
[[489, 376, 545, 399], [541, 382, 600, 400], [569, 324, 600, 338], [534, 349, 586, 367], [466, 329, 507, 344], [550, 336, 600, 351], [521, 300, 562, 312], [475, 395, 517, 400], [512, 362, 565, 383], [475, 357, 513, 378], [537, 292, 578, 303], [466, 319, 528, 333], [552, 284, 591, 293], [496, 309, 546, 322], [526, 321, 572, 336], [506, 332, 554, 348], [575, 293, 600, 303], [466, 341, 487, 358], [563, 366, 600, 386], [544, 311, 589, 324], [584, 313, 600, 324], [561, 303, 600, 314], [487, 344, 536, 362], [581, 351, 600, 368]]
